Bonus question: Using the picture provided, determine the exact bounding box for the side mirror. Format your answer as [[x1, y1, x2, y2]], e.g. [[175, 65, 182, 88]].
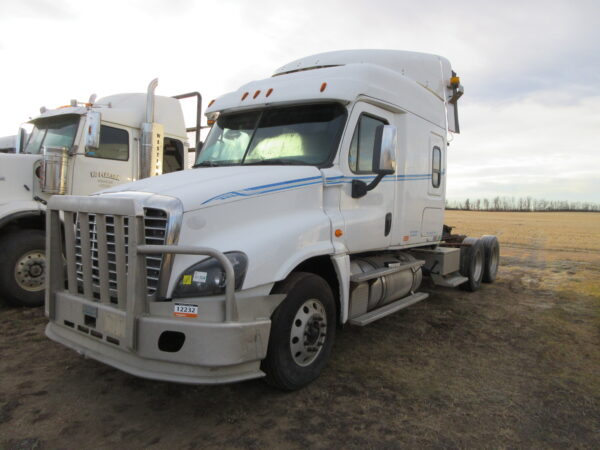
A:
[[351, 125, 397, 198], [84, 111, 101, 153], [372, 125, 397, 174], [16, 124, 31, 154]]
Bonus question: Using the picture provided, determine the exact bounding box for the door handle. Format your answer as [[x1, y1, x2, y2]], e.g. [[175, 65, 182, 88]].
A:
[[385, 213, 392, 236]]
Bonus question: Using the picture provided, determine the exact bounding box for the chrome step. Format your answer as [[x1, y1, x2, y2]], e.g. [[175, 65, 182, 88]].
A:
[[431, 272, 468, 288], [349, 292, 429, 326]]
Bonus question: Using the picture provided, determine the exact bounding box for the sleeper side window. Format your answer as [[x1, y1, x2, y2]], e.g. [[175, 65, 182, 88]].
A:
[[432, 146, 441, 188], [348, 114, 387, 173], [86, 125, 129, 161]]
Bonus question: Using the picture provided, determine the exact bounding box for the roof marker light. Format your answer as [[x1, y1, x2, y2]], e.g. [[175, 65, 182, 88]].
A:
[[208, 99, 216, 107], [266, 88, 273, 97], [320, 82, 327, 92], [241, 92, 249, 101], [253, 90, 261, 99]]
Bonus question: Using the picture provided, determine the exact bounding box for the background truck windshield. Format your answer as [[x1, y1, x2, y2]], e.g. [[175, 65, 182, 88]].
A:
[[196, 103, 346, 167], [24, 115, 79, 154]]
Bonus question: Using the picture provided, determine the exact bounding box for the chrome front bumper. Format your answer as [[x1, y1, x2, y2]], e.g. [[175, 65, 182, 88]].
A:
[[46, 291, 276, 384]]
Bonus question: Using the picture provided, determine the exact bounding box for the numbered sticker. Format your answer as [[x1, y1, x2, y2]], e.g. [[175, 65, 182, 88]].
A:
[[173, 303, 198, 318]]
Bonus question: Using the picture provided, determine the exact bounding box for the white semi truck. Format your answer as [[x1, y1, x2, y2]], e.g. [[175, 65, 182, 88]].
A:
[[0, 135, 18, 153], [0, 81, 202, 306], [44, 50, 500, 390]]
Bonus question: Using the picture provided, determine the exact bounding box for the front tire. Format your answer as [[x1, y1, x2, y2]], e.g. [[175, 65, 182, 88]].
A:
[[262, 272, 336, 391], [0, 229, 46, 307]]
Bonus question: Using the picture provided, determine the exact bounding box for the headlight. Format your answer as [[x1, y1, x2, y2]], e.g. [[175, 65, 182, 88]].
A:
[[172, 252, 248, 298]]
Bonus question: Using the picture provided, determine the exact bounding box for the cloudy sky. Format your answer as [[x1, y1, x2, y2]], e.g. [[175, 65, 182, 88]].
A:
[[1, 0, 598, 202]]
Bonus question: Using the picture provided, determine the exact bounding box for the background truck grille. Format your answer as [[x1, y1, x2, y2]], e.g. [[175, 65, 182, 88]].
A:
[[75, 208, 168, 303]]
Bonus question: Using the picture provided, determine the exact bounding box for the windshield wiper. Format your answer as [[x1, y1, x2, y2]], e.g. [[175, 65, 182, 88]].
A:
[[193, 161, 225, 168], [243, 158, 308, 166]]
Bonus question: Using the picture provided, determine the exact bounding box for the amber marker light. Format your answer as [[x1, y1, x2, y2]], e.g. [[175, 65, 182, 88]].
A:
[[266, 88, 273, 97], [253, 90, 261, 99], [335, 229, 343, 237], [320, 82, 327, 92], [208, 99, 216, 107], [241, 92, 249, 100]]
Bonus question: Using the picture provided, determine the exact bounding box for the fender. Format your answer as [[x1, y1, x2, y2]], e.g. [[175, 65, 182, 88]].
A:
[[331, 254, 351, 324], [0, 201, 44, 232]]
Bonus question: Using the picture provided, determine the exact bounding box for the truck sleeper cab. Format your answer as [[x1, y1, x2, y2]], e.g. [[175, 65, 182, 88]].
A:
[[45, 50, 499, 390]]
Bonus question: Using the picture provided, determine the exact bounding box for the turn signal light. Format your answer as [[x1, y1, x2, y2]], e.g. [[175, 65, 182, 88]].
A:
[[335, 229, 343, 237]]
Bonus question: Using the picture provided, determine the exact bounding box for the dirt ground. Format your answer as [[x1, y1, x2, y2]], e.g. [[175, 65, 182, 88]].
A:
[[1, 211, 599, 449]]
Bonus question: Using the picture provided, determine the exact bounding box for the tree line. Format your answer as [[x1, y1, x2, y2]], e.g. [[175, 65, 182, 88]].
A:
[[446, 197, 600, 212]]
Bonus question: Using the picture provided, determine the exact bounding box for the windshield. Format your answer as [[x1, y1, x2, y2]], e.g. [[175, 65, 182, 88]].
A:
[[195, 103, 347, 167], [23, 114, 80, 154]]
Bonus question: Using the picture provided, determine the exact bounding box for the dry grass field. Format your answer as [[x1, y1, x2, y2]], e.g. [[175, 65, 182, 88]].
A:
[[1, 211, 599, 449], [446, 211, 600, 297]]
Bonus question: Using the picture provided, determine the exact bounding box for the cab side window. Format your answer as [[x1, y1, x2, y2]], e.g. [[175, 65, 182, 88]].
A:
[[86, 126, 129, 161], [348, 114, 387, 173]]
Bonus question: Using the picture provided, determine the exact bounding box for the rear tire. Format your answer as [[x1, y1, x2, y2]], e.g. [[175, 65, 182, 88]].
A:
[[0, 229, 46, 307], [262, 272, 336, 391], [480, 235, 500, 283], [459, 237, 484, 292]]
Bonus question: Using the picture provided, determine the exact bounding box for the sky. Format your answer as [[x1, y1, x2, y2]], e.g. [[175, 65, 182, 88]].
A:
[[1, 0, 598, 202]]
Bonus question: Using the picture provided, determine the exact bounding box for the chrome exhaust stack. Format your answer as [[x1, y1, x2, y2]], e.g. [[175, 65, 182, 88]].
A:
[[140, 78, 163, 179]]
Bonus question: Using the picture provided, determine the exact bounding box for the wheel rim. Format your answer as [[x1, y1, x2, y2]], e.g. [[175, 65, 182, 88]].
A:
[[14, 250, 46, 292], [489, 245, 499, 276], [473, 249, 483, 282], [290, 299, 327, 367]]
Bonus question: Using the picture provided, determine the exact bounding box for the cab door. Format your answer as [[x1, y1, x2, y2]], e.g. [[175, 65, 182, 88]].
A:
[[338, 102, 396, 253], [70, 124, 135, 195]]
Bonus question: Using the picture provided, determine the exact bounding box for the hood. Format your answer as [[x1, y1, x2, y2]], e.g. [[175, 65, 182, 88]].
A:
[[0, 154, 40, 204], [99, 165, 324, 212]]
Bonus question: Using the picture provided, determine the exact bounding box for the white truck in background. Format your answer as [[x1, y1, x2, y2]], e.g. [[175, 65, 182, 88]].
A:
[[45, 50, 500, 390], [0, 135, 18, 153], [0, 80, 203, 307]]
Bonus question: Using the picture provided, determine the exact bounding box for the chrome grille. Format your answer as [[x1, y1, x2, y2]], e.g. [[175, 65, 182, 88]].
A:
[[75, 207, 168, 303], [143, 208, 168, 294]]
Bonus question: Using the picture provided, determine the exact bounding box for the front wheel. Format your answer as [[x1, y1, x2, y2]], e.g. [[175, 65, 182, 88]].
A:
[[0, 229, 46, 307], [262, 272, 336, 391]]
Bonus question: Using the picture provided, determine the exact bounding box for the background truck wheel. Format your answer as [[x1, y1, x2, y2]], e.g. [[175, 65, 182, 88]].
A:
[[459, 237, 484, 292], [262, 272, 336, 391], [0, 229, 46, 307], [480, 235, 500, 283]]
